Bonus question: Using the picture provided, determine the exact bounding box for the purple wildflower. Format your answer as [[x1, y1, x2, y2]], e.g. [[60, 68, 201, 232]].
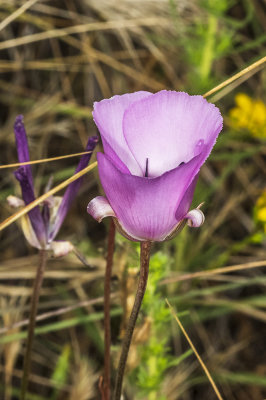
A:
[[8, 115, 98, 254], [87, 90, 223, 241]]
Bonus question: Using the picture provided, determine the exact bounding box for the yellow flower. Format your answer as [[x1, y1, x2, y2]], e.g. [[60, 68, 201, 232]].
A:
[[229, 93, 266, 139], [254, 190, 266, 233]]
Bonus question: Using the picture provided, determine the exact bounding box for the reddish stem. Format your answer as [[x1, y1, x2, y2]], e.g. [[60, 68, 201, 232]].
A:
[[20, 249, 47, 400], [114, 241, 151, 400], [102, 219, 115, 400]]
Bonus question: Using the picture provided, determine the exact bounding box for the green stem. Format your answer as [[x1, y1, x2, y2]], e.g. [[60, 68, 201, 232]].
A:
[[113, 241, 152, 400], [20, 249, 47, 400], [199, 14, 217, 83]]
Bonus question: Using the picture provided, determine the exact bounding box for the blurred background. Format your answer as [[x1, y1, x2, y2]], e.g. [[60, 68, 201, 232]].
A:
[[0, 0, 265, 399]]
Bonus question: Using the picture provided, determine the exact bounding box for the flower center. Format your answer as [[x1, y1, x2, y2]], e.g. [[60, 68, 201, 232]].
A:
[[145, 158, 149, 177]]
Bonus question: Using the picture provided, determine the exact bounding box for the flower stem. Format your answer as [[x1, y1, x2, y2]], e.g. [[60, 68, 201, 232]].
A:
[[20, 249, 47, 400], [114, 241, 151, 400], [102, 219, 116, 400]]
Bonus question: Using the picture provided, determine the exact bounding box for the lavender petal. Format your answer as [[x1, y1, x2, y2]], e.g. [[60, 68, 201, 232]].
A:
[[93, 91, 152, 175], [14, 167, 46, 245], [123, 90, 223, 177], [97, 152, 203, 241], [14, 115, 34, 187], [49, 136, 98, 241]]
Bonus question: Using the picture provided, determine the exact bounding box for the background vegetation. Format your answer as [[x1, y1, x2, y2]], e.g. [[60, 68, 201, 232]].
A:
[[0, 0, 265, 399]]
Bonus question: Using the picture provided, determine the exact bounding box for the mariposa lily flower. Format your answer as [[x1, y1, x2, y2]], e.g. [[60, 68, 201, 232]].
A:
[[87, 90, 223, 241], [8, 115, 98, 256]]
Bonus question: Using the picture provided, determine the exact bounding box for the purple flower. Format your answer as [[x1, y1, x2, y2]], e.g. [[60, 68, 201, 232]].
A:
[[8, 115, 98, 254], [87, 90, 223, 241]]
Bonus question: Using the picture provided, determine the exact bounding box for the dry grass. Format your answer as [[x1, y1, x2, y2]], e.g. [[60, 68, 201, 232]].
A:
[[0, 0, 265, 399]]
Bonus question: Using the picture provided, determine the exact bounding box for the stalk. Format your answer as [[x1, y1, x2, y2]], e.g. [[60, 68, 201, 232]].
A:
[[20, 249, 47, 400], [102, 219, 116, 400], [114, 241, 152, 400]]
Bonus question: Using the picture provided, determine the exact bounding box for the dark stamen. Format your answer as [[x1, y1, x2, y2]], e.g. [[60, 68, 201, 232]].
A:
[[145, 158, 149, 177]]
